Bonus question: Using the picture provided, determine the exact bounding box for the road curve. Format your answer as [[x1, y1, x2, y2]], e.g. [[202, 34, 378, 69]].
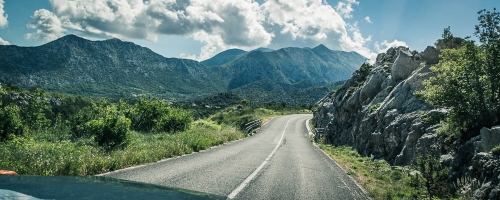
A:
[[102, 114, 369, 199]]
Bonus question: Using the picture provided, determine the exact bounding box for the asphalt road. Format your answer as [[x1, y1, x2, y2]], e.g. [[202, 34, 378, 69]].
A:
[[102, 114, 369, 199]]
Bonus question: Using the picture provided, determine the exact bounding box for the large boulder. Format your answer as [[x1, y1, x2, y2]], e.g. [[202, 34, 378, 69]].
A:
[[480, 126, 500, 152], [422, 46, 440, 65], [391, 50, 420, 82]]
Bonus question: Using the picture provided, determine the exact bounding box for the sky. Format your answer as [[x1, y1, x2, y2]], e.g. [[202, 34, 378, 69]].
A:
[[0, 0, 497, 63]]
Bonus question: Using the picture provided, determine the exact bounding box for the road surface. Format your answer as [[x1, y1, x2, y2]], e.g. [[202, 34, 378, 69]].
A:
[[102, 114, 369, 199]]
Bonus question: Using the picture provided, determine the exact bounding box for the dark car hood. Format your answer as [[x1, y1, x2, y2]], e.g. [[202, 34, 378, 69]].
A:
[[0, 175, 224, 200]]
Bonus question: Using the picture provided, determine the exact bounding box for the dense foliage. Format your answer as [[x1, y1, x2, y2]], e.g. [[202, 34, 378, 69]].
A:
[[417, 8, 500, 137], [0, 85, 192, 148]]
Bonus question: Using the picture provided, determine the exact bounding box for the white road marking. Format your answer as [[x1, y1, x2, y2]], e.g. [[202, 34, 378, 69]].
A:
[[226, 117, 294, 199]]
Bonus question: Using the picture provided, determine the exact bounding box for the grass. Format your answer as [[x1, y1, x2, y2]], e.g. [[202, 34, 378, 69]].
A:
[[0, 120, 245, 176], [319, 144, 425, 200]]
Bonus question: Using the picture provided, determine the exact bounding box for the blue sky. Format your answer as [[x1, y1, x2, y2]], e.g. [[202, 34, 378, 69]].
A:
[[0, 0, 497, 62]]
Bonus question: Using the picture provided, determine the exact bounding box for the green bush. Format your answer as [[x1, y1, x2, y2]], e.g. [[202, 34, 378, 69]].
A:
[[411, 152, 451, 199], [492, 145, 500, 156], [21, 88, 53, 129], [0, 104, 26, 141], [69, 102, 104, 138], [128, 96, 170, 132], [86, 114, 131, 149], [369, 103, 381, 113], [154, 108, 193, 133]]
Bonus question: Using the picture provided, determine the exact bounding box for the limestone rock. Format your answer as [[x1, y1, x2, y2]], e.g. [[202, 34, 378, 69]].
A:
[[312, 46, 437, 165], [480, 126, 500, 152], [422, 46, 440, 65], [391, 50, 420, 82]]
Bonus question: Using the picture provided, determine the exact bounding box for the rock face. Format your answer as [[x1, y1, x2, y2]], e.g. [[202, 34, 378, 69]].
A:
[[313, 45, 500, 198], [313, 46, 441, 165], [479, 126, 500, 152]]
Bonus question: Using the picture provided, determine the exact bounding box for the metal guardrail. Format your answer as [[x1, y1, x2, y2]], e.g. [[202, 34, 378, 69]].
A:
[[244, 119, 262, 134]]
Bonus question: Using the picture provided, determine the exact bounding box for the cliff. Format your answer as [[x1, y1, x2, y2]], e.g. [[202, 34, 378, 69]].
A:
[[312, 45, 500, 199]]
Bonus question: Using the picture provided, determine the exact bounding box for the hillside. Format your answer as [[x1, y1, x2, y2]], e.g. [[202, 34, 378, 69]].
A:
[[224, 45, 366, 90], [0, 35, 228, 100], [0, 35, 366, 105]]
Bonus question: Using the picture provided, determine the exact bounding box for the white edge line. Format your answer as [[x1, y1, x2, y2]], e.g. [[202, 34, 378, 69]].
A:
[[305, 119, 372, 199], [226, 117, 294, 199]]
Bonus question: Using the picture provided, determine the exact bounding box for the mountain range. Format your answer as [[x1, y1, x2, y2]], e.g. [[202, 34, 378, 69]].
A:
[[0, 35, 366, 104]]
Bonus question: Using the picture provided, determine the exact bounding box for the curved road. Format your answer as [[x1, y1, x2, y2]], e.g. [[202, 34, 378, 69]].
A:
[[102, 114, 369, 199]]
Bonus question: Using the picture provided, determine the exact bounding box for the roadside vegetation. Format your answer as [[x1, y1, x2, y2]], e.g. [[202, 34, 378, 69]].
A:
[[0, 84, 310, 176], [320, 145, 456, 200]]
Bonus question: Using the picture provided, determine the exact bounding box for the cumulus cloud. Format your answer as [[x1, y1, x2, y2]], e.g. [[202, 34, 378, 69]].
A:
[[0, 0, 8, 28], [364, 16, 372, 23], [25, 9, 65, 42], [374, 39, 408, 53], [24, 0, 405, 62], [335, 0, 358, 19], [29, 0, 273, 60], [0, 37, 9, 45]]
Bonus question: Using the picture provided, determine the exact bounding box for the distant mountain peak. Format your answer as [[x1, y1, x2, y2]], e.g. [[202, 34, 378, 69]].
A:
[[313, 44, 330, 51], [201, 48, 247, 66], [105, 37, 123, 42], [56, 34, 86, 41], [252, 47, 274, 52]]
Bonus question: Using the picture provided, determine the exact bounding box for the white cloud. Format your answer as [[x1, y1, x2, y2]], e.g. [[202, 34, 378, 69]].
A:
[[0, 0, 8, 28], [25, 9, 65, 42], [364, 16, 372, 23], [0, 37, 9, 45], [374, 39, 408, 53], [30, 0, 273, 60], [24, 0, 406, 63], [335, 0, 358, 19]]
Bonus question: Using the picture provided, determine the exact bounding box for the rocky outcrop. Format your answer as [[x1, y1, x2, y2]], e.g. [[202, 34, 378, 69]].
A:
[[313, 45, 500, 198], [479, 126, 500, 152], [313, 46, 442, 165]]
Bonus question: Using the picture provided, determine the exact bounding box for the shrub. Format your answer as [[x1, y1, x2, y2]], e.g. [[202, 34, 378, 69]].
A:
[[369, 103, 381, 113], [0, 104, 26, 141], [154, 108, 193, 133], [69, 103, 103, 138], [21, 88, 53, 129], [492, 145, 500, 156], [128, 96, 170, 132], [411, 152, 451, 199], [86, 114, 131, 149]]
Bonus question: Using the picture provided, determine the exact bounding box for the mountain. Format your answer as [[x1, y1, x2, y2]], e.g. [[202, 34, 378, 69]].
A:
[[0, 35, 366, 105], [201, 49, 247, 66], [252, 47, 274, 52], [0, 35, 227, 99], [224, 45, 366, 90]]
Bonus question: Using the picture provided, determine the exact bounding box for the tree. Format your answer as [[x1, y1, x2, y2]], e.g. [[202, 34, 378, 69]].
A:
[[0, 104, 26, 141], [22, 88, 53, 129], [475, 8, 500, 121], [411, 152, 451, 199], [85, 105, 131, 149], [417, 8, 500, 135]]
